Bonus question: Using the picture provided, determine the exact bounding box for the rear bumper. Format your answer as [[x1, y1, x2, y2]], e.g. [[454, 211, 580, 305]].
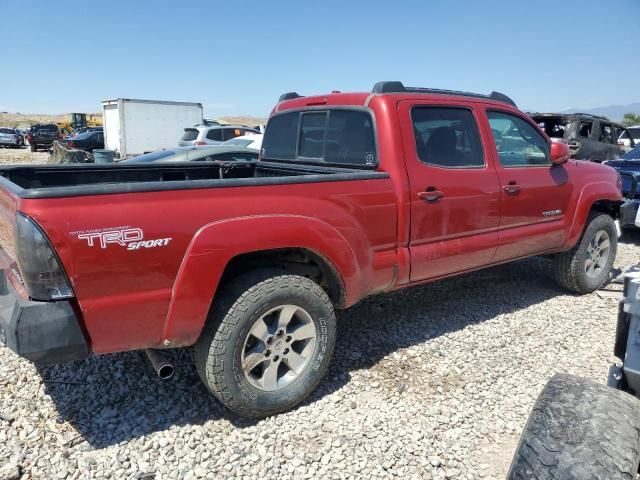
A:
[[0, 277, 88, 365]]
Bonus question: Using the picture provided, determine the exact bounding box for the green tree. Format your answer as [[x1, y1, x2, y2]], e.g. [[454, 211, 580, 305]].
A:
[[622, 112, 640, 127]]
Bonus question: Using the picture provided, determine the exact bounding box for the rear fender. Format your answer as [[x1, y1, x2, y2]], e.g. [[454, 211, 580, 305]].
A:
[[160, 215, 359, 346], [563, 181, 622, 249]]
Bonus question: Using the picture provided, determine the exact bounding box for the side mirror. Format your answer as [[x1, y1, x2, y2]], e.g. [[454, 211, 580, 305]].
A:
[[550, 142, 570, 165]]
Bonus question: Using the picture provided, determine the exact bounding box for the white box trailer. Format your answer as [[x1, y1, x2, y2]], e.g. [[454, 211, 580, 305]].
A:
[[102, 98, 203, 158]]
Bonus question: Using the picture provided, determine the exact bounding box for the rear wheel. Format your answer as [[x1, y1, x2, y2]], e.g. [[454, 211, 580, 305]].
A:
[[30, 143, 36, 152], [194, 270, 337, 418], [552, 212, 617, 293], [507, 374, 640, 480]]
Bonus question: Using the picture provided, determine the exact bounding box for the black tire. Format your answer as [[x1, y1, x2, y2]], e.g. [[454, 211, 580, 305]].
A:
[[30, 143, 36, 152], [194, 270, 337, 418], [552, 212, 617, 294], [507, 374, 640, 480]]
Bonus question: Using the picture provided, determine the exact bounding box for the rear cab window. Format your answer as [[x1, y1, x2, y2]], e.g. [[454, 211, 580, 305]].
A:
[[261, 109, 377, 168]]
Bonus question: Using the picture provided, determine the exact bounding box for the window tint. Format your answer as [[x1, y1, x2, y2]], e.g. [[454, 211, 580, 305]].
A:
[[324, 110, 376, 165], [579, 121, 592, 138], [206, 129, 223, 141], [0, 128, 14, 134], [262, 109, 377, 167], [222, 127, 243, 141], [629, 128, 640, 139], [411, 107, 483, 167], [262, 112, 299, 160], [487, 111, 550, 166], [299, 112, 326, 158], [182, 129, 199, 141]]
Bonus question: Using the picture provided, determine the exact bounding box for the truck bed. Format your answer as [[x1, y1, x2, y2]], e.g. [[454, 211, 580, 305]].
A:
[[0, 161, 388, 199]]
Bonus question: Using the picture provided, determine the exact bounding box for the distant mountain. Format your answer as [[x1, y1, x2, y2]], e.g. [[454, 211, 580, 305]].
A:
[[559, 103, 640, 121]]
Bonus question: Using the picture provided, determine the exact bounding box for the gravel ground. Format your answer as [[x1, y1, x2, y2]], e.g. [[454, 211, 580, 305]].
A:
[[0, 151, 638, 479], [0, 147, 48, 165]]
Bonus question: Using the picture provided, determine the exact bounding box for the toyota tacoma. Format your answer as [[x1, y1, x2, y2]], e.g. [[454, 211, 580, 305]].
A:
[[0, 82, 632, 417]]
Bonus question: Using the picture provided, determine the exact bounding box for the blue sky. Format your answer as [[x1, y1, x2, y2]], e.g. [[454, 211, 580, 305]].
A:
[[0, 0, 638, 117]]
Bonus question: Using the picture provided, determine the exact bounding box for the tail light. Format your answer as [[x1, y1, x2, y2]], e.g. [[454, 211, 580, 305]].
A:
[[194, 140, 207, 146], [27, 133, 32, 141], [67, 141, 75, 149], [14, 213, 73, 300]]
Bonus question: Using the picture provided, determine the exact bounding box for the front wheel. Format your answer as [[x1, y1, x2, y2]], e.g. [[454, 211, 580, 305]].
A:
[[552, 212, 617, 294], [195, 270, 337, 418]]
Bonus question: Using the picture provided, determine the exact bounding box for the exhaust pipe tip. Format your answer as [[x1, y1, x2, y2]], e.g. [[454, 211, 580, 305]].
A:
[[145, 349, 175, 380], [157, 363, 175, 380]]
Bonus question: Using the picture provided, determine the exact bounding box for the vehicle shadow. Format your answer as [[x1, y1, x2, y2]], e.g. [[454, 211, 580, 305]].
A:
[[620, 227, 640, 246], [39, 256, 563, 448]]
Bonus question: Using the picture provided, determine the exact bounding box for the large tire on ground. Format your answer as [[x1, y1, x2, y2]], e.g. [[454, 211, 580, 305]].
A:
[[194, 270, 337, 418], [30, 143, 36, 152], [552, 212, 617, 294], [507, 374, 640, 480]]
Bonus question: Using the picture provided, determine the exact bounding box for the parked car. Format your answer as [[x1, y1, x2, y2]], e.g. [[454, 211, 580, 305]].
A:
[[532, 113, 632, 162], [179, 124, 260, 147], [223, 133, 263, 150], [0, 81, 629, 418], [65, 126, 103, 139], [619, 124, 640, 147], [507, 274, 640, 480], [605, 145, 640, 228], [0, 128, 23, 148], [26, 124, 61, 152], [62, 129, 104, 152], [121, 145, 258, 163]]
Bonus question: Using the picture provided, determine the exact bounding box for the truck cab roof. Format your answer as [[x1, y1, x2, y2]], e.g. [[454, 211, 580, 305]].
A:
[[274, 81, 517, 113]]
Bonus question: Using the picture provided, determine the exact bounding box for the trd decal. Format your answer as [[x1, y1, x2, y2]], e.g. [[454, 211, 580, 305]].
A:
[[73, 227, 172, 250], [542, 209, 562, 217]]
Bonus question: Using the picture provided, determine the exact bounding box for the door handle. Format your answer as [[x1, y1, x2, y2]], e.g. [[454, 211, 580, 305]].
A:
[[418, 189, 444, 202], [502, 182, 521, 195]]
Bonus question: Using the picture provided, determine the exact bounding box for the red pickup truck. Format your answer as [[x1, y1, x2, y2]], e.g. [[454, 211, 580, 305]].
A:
[[0, 82, 629, 417]]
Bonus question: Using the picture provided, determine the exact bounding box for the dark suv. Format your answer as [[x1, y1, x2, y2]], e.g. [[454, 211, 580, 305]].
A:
[[26, 124, 61, 152], [532, 113, 632, 162]]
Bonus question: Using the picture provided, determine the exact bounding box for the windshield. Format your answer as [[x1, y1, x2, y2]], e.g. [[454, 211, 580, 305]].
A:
[[73, 131, 96, 140], [223, 138, 252, 147], [622, 145, 640, 160], [121, 150, 178, 163], [0, 128, 15, 134]]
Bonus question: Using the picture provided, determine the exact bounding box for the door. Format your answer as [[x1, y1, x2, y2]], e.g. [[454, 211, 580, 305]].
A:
[[398, 101, 501, 282], [484, 109, 574, 261]]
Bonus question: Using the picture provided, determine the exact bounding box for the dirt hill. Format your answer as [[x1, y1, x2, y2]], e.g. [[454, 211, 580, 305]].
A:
[[0, 112, 267, 128]]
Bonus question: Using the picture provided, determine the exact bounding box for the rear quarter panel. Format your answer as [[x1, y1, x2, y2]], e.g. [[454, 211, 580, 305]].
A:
[[19, 178, 397, 353]]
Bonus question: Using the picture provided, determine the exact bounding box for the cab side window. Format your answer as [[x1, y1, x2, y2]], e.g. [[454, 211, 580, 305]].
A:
[[487, 111, 550, 167], [579, 121, 593, 138], [411, 107, 484, 167], [599, 123, 614, 144]]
